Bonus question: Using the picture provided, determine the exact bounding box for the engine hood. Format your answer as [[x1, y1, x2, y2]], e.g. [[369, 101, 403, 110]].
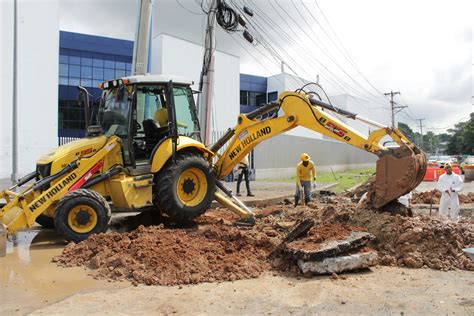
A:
[[37, 136, 108, 168]]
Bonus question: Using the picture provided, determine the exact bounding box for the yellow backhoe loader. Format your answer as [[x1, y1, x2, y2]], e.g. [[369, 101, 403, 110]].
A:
[[0, 75, 426, 244]]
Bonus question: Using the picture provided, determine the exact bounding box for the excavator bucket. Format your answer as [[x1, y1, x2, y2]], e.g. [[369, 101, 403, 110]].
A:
[[373, 144, 427, 208]]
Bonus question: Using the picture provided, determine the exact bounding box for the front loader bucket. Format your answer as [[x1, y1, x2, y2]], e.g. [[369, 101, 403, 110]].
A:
[[373, 146, 427, 208]]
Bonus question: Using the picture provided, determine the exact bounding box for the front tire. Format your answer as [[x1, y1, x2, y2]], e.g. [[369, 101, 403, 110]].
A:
[[54, 189, 111, 243], [156, 153, 215, 221]]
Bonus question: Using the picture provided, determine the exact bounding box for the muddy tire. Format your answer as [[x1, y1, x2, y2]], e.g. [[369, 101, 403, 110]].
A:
[[54, 189, 111, 243], [35, 214, 55, 229], [156, 153, 215, 221]]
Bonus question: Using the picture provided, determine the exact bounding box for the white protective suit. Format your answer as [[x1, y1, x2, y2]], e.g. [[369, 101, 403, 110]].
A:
[[436, 173, 463, 222]]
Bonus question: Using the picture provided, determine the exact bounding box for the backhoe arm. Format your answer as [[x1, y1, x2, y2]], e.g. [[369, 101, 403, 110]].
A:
[[211, 91, 426, 208]]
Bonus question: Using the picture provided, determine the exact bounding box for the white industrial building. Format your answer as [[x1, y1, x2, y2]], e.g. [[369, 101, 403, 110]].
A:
[[0, 0, 389, 180]]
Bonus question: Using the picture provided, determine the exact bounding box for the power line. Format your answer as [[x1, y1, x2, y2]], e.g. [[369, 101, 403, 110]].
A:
[[241, 0, 388, 109], [312, 0, 386, 97], [289, 0, 386, 102], [176, 0, 206, 15]]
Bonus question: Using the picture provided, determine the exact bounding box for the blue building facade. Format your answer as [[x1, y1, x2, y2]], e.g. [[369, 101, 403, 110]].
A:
[[239, 74, 267, 113], [58, 31, 276, 139], [58, 31, 133, 138]]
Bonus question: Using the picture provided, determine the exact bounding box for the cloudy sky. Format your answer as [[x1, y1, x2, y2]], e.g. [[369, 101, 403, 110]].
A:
[[60, 0, 473, 133]]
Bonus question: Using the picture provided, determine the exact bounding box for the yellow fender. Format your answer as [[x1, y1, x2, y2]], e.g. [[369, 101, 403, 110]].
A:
[[150, 136, 214, 173]]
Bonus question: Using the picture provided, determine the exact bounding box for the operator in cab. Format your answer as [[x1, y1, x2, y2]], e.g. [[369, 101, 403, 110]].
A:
[[154, 105, 168, 127], [436, 163, 463, 222], [295, 153, 316, 207]]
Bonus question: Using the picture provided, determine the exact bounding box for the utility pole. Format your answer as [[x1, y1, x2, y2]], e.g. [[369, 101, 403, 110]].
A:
[[11, 0, 18, 184], [416, 118, 425, 149], [132, 0, 154, 76], [384, 91, 406, 128], [198, 0, 219, 146]]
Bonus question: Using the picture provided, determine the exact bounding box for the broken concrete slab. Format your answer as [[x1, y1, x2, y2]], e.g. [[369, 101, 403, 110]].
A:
[[284, 231, 376, 261], [297, 250, 378, 274]]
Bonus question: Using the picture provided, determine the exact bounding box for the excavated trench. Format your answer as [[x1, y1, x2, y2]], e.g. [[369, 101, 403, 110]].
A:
[[54, 187, 474, 286]]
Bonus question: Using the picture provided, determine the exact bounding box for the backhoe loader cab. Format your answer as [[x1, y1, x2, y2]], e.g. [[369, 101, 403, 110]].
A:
[[96, 75, 202, 165]]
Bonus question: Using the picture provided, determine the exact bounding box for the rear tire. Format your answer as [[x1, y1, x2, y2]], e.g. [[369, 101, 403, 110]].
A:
[[54, 189, 111, 243], [156, 153, 215, 221], [35, 214, 55, 229]]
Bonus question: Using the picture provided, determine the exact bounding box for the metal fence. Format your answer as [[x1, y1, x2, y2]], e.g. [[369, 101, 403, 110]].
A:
[[58, 136, 82, 146]]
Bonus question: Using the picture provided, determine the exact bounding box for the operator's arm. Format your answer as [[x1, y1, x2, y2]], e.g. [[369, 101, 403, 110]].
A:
[[311, 163, 316, 181]]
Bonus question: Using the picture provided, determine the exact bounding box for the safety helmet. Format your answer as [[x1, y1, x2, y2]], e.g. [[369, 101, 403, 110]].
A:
[[300, 153, 310, 161]]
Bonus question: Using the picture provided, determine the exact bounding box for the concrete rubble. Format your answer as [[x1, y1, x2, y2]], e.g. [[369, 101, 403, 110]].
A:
[[298, 250, 379, 274]]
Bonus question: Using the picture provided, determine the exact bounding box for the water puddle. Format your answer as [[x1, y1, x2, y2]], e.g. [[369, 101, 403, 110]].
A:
[[1, 228, 126, 314]]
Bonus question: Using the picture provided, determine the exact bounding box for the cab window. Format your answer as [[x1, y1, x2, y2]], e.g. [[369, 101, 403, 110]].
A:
[[173, 86, 200, 141]]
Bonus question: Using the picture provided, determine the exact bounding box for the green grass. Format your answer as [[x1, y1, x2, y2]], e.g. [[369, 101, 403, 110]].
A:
[[263, 167, 376, 193]]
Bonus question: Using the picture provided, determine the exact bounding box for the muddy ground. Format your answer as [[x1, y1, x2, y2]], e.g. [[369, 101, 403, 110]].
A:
[[2, 183, 474, 315]]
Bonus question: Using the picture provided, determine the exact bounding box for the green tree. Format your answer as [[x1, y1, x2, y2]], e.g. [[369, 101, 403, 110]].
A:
[[446, 113, 474, 155], [398, 122, 416, 142]]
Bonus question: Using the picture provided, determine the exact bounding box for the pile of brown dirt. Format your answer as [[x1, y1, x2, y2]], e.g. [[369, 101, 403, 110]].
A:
[[411, 190, 440, 204], [309, 202, 474, 271], [53, 221, 273, 286], [411, 190, 474, 204]]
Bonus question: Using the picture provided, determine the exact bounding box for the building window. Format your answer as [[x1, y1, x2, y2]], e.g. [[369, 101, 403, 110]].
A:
[[81, 66, 92, 79], [268, 91, 278, 102], [115, 69, 126, 78], [59, 64, 68, 77], [69, 56, 81, 65], [80, 79, 92, 87], [93, 67, 103, 80], [240, 91, 267, 106], [81, 57, 93, 66], [69, 65, 81, 77], [115, 61, 126, 70], [104, 68, 115, 80], [256, 92, 266, 106], [240, 91, 248, 105], [69, 78, 80, 86], [93, 58, 104, 68], [104, 60, 114, 68], [59, 55, 68, 64]]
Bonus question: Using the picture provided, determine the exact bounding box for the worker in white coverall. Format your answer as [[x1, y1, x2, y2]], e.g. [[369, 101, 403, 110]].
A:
[[436, 163, 463, 222]]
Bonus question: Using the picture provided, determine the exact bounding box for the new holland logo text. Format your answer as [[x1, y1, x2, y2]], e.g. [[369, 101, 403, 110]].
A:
[[229, 126, 271, 160], [29, 173, 78, 212]]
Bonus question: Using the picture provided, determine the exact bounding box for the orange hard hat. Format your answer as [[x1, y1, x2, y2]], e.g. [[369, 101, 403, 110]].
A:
[[300, 153, 310, 161]]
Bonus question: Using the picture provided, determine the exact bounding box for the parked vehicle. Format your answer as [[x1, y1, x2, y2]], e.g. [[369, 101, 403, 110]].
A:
[[460, 156, 474, 174]]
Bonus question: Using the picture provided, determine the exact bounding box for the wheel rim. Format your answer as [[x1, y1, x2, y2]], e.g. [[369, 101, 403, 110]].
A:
[[176, 167, 208, 207], [67, 205, 98, 234]]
